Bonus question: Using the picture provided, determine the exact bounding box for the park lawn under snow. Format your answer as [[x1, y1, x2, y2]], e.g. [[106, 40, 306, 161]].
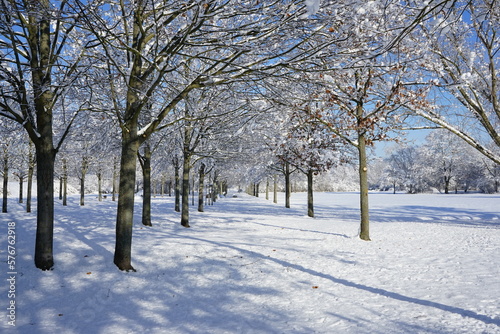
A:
[[1, 190, 499, 334]]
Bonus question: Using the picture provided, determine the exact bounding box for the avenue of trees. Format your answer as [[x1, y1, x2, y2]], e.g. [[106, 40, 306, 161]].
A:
[[0, 0, 499, 271]]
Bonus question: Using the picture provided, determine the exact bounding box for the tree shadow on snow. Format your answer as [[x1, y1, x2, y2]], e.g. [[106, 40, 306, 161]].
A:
[[370, 205, 500, 228], [175, 233, 500, 331]]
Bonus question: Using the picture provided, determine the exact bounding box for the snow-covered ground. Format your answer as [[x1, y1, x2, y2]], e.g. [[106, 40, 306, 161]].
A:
[[1, 189, 499, 333]]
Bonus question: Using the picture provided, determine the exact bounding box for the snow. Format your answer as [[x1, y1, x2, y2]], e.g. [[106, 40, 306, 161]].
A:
[[1, 190, 499, 333], [304, 0, 320, 16]]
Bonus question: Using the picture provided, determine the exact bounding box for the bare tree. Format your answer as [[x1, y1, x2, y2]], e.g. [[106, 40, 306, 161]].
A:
[[0, 1, 97, 270]]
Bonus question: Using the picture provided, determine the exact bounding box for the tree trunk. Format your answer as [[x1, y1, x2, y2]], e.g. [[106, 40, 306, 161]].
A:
[[80, 177, 85, 206], [18, 176, 24, 204], [266, 178, 269, 200], [174, 159, 180, 212], [34, 143, 56, 270], [358, 133, 370, 241], [114, 128, 139, 272], [212, 172, 218, 203], [307, 169, 314, 218], [273, 175, 278, 204], [198, 163, 205, 212], [97, 171, 102, 201], [27, 147, 34, 213], [161, 174, 165, 197], [444, 175, 450, 194], [58, 176, 62, 200], [181, 152, 191, 227], [80, 156, 89, 206], [112, 156, 118, 201], [191, 178, 195, 206], [62, 158, 67, 206], [285, 161, 291, 208], [140, 142, 152, 227], [2, 153, 8, 213]]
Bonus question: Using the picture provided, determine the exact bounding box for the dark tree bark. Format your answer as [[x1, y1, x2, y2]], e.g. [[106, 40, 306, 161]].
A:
[[285, 161, 291, 208], [139, 142, 152, 227], [174, 157, 180, 212], [34, 140, 56, 270], [18, 176, 24, 204], [114, 121, 140, 272], [181, 154, 191, 227], [62, 158, 67, 206], [2, 151, 8, 213], [80, 156, 89, 206], [307, 169, 314, 218], [444, 173, 451, 194], [58, 176, 63, 200], [180, 120, 193, 227], [26, 145, 34, 213], [198, 163, 205, 212]]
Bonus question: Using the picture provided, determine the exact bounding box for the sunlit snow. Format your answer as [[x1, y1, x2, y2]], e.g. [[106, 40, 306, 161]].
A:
[[1, 185, 499, 333]]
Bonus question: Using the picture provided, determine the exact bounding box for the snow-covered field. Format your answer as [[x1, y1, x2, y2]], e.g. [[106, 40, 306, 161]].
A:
[[1, 189, 499, 333]]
